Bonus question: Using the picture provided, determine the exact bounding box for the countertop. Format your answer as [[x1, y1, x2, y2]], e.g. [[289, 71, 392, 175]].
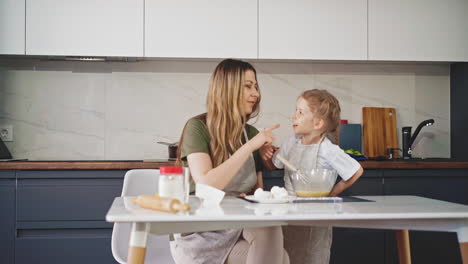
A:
[[1, 159, 468, 170], [0, 160, 176, 170], [360, 159, 468, 169]]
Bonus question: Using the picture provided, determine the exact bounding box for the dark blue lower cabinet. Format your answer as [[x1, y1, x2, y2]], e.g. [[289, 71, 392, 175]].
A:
[[331, 174, 385, 264], [14, 170, 126, 264], [16, 171, 125, 222], [264, 170, 388, 264], [15, 223, 117, 264], [385, 230, 462, 264], [0, 171, 15, 264], [330, 228, 385, 264], [383, 170, 468, 264], [4, 168, 467, 263], [262, 169, 285, 190]]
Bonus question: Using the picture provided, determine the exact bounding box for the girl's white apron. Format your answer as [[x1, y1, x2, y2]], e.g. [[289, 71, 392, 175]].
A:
[[283, 137, 333, 264]]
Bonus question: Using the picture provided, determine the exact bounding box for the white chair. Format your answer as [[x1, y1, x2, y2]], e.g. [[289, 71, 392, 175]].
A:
[[111, 169, 176, 264]]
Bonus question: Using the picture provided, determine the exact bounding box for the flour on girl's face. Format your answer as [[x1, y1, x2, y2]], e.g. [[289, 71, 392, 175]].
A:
[[292, 97, 324, 144]]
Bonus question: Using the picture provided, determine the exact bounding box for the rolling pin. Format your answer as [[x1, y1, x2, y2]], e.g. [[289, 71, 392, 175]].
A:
[[133, 195, 190, 213]]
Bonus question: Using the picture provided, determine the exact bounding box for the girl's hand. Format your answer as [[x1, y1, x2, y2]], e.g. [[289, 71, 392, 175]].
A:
[[247, 124, 280, 151], [328, 181, 346, 197], [328, 167, 364, 197], [260, 144, 279, 161]]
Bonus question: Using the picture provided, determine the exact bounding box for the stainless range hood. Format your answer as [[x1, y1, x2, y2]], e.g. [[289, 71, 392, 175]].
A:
[[55, 56, 140, 62], [64, 56, 107, 62]]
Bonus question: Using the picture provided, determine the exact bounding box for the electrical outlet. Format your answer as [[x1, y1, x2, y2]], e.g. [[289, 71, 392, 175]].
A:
[[0, 125, 13, 142]]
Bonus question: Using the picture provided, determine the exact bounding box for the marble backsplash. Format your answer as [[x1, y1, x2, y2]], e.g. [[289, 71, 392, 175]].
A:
[[0, 59, 450, 160]]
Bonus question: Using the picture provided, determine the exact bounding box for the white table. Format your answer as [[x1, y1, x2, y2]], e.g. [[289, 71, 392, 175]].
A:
[[106, 195, 468, 264]]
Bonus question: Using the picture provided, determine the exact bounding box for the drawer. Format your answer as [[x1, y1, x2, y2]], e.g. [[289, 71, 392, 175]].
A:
[[264, 177, 285, 190], [15, 228, 114, 264], [384, 177, 468, 205], [339, 177, 383, 196], [17, 177, 123, 221], [386, 231, 462, 264], [383, 169, 468, 177], [0, 178, 15, 264], [361, 169, 383, 178], [331, 228, 385, 264], [0, 170, 15, 179]]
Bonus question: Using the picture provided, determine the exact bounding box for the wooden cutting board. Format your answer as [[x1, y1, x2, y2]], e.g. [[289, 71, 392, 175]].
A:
[[362, 107, 398, 158]]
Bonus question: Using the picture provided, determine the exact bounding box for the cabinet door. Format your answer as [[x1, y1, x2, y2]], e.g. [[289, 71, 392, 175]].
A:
[[15, 170, 125, 264], [262, 169, 285, 190], [259, 0, 367, 60], [383, 169, 468, 204], [0, 0, 25, 54], [17, 171, 124, 221], [15, 222, 114, 264], [383, 169, 468, 264], [338, 170, 384, 196], [0, 171, 15, 264], [369, 0, 468, 61], [26, 0, 143, 56], [331, 228, 386, 264], [145, 0, 257, 59], [331, 170, 386, 264]]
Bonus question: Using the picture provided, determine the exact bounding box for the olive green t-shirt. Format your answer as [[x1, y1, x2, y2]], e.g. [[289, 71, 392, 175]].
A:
[[180, 118, 263, 172]]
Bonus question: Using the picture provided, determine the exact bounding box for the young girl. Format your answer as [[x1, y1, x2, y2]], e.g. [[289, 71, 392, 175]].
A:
[[262, 89, 363, 264], [173, 59, 289, 264]]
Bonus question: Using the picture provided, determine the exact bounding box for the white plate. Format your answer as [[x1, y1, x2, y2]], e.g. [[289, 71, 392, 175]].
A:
[[244, 195, 291, 204]]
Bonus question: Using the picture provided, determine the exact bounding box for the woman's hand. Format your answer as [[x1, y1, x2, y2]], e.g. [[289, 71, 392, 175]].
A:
[[247, 124, 280, 151], [260, 144, 279, 161]]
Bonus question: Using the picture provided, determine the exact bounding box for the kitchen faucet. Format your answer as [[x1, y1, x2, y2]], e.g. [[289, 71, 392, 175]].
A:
[[402, 119, 435, 159]]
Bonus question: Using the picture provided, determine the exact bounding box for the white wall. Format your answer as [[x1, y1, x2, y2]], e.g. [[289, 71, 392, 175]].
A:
[[0, 59, 450, 160]]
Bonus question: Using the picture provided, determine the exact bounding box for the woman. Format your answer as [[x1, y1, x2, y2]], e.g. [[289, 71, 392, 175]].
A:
[[172, 59, 289, 264]]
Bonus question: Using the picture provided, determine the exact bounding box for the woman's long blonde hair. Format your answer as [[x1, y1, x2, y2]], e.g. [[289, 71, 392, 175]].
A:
[[300, 89, 341, 144], [177, 59, 260, 167]]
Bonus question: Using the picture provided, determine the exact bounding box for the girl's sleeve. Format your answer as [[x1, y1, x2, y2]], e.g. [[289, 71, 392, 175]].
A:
[[326, 144, 361, 181], [272, 135, 296, 169]]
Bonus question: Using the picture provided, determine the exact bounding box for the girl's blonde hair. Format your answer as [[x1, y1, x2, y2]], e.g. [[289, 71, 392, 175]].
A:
[[177, 59, 260, 167], [300, 89, 341, 144]]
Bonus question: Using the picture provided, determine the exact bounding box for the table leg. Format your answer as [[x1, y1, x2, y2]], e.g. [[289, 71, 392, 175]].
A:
[[460, 243, 468, 264], [396, 229, 411, 264], [458, 224, 468, 264], [127, 222, 150, 264]]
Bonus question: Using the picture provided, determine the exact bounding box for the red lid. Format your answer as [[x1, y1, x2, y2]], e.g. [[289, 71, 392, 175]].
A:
[[160, 166, 183, 174], [340, 119, 348, 124]]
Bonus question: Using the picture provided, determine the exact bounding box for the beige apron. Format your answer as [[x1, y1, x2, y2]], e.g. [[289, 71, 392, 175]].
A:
[[171, 130, 258, 264], [283, 136, 333, 264]]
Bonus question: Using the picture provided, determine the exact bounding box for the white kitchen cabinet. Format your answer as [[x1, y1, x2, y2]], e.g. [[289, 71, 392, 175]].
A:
[[369, 0, 468, 62], [258, 0, 367, 60], [0, 0, 25, 55], [26, 0, 143, 57], [145, 0, 257, 59]]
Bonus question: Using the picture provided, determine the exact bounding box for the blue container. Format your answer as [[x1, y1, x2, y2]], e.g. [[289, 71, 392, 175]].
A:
[[339, 124, 362, 152]]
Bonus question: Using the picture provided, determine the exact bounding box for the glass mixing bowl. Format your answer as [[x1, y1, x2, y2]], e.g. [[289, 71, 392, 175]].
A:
[[290, 168, 338, 197]]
